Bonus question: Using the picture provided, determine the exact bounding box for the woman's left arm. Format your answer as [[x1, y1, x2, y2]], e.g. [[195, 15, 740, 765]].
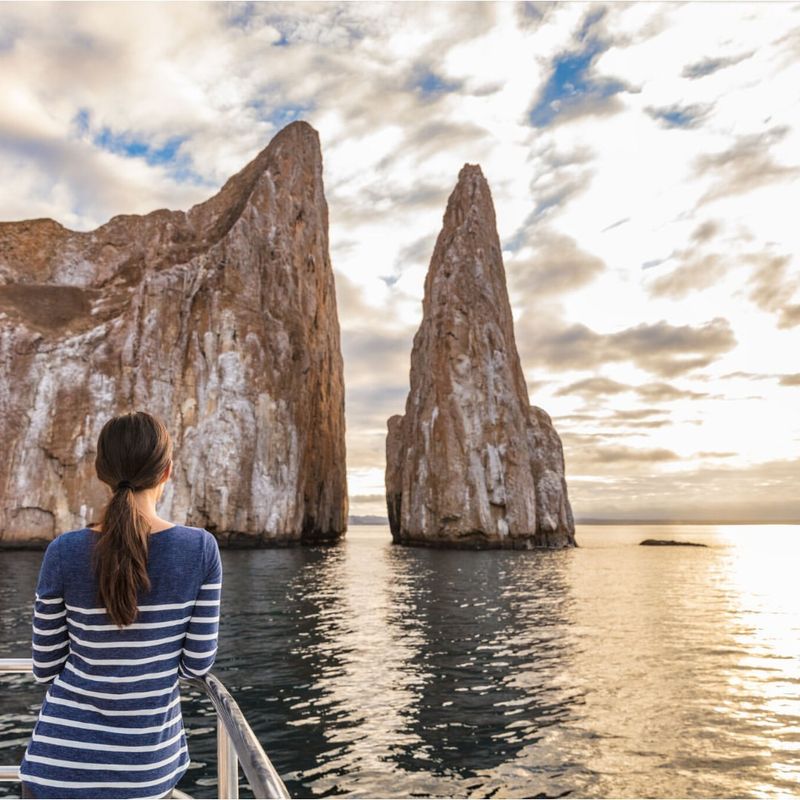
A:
[[31, 535, 69, 684]]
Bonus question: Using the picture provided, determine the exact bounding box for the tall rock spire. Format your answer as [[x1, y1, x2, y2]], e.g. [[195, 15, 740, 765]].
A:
[[0, 120, 348, 546], [386, 164, 575, 548]]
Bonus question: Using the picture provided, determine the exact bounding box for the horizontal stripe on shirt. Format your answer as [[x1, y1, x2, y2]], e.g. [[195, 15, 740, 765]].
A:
[[19, 755, 190, 788], [34, 609, 67, 619], [46, 693, 182, 717], [32, 728, 185, 753], [70, 648, 183, 666], [54, 674, 180, 700], [69, 631, 186, 648], [67, 613, 219, 631], [32, 653, 69, 669], [36, 710, 183, 735], [32, 640, 70, 652], [64, 662, 177, 684], [65, 598, 219, 615]]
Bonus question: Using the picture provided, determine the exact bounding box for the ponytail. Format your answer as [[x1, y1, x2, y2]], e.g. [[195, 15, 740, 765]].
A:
[[90, 411, 173, 627]]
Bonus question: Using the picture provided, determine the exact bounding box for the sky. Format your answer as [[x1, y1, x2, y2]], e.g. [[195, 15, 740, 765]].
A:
[[1, 1, 799, 522]]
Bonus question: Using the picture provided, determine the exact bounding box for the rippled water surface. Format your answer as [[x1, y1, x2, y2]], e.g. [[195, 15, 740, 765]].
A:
[[1, 524, 799, 798]]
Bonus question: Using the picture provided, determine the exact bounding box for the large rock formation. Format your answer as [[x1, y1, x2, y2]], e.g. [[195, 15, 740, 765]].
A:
[[386, 164, 575, 549], [0, 120, 348, 548]]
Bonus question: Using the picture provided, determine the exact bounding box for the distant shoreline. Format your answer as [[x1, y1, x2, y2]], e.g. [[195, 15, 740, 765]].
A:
[[347, 516, 800, 527]]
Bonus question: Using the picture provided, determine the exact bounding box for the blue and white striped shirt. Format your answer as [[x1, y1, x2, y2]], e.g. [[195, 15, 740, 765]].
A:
[[18, 525, 222, 799]]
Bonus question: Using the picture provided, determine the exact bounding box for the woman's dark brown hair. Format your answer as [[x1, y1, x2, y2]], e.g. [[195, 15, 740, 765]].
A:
[[89, 411, 173, 628]]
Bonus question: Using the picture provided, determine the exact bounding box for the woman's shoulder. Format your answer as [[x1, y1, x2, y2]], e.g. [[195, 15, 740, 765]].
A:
[[52, 527, 92, 548], [159, 525, 220, 555], [174, 524, 217, 540], [52, 523, 214, 546]]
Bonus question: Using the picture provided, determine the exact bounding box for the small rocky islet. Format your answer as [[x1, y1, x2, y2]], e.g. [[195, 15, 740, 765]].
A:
[[0, 120, 574, 550], [639, 539, 708, 547]]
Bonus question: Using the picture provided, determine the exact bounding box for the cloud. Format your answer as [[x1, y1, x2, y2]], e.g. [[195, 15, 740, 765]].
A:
[[528, 6, 628, 128], [514, 2, 557, 29], [394, 233, 438, 270], [607, 418, 671, 429], [587, 445, 679, 463], [778, 305, 800, 328], [634, 382, 709, 402], [229, 3, 391, 48], [345, 383, 410, 470], [609, 408, 667, 420], [0, 125, 208, 228], [346, 384, 410, 434], [558, 409, 673, 430], [556, 407, 672, 433], [744, 252, 800, 329], [569, 458, 800, 521], [392, 119, 491, 165], [647, 253, 727, 299], [719, 371, 768, 380], [508, 228, 606, 296], [554, 377, 709, 402], [554, 377, 629, 398], [349, 493, 386, 505], [646, 240, 800, 324], [341, 329, 412, 389], [334, 270, 390, 329], [681, 51, 753, 79], [718, 371, 800, 388], [362, 179, 449, 213], [408, 68, 463, 101], [695, 126, 800, 205], [560, 434, 681, 473], [515, 141, 596, 229], [645, 102, 712, 129], [519, 314, 737, 377], [644, 221, 726, 301], [690, 220, 721, 243], [600, 216, 629, 232]]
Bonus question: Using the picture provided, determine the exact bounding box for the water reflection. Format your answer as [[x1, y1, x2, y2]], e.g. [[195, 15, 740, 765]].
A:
[[563, 524, 800, 798], [0, 552, 51, 798], [702, 526, 800, 796], [221, 546, 356, 795], [279, 534, 423, 795], [383, 546, 581, 796]]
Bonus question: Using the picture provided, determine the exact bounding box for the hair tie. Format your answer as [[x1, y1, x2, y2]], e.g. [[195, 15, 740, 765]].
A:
[[116, 480, 135, 491]]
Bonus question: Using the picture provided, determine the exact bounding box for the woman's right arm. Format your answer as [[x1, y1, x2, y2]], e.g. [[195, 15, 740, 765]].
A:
[[178, 531, 222, 678], [31, 536, 69, 684]]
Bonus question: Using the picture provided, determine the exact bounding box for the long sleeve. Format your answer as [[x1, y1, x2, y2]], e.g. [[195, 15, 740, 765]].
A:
[[178, 531, 222, 679], [30, 535, 69, 684]]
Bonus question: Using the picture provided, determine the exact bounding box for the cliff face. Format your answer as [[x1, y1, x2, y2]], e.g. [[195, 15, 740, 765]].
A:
[[0, 120, 348, 547], [385, 164, 575, 549]]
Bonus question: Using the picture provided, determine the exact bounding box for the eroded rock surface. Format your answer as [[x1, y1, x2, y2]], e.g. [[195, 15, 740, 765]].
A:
[[386, 164, 575, 549], [0, 120, 348, 547]]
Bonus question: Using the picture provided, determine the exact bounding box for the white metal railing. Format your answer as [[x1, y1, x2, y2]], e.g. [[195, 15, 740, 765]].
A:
[[0, 658, 290, 799]]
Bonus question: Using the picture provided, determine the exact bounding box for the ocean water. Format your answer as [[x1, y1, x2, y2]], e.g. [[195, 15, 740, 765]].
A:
[[1, 524, 798, 798]]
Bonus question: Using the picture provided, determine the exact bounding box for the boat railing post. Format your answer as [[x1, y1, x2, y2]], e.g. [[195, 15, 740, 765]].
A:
[[217, 713, 239, 799]]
